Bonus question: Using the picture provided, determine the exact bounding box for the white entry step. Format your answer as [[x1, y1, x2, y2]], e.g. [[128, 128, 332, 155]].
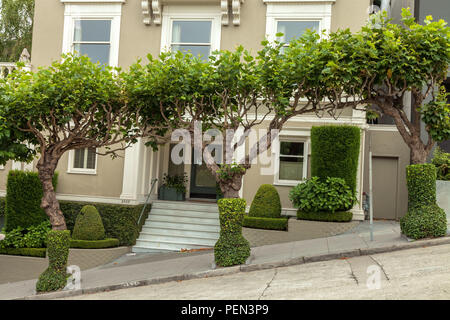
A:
[[132, 200, 220, 253]]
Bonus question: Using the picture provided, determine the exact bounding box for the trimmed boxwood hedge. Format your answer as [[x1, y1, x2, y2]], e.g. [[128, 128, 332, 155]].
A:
[[36, 230, 71, 293], [70, 238, 119, 249], [214, 198, 250, 267], [297, 211, 353, 222], [400, 204, 447, 240], [0, 247, 46, 258], [0, 197, 5, 217], [60, 201, 150, 246], [406, 164, 437, 210], [243, 216, 288, 231], [4, 170, 58, 232], [310, 126, 360, 193]]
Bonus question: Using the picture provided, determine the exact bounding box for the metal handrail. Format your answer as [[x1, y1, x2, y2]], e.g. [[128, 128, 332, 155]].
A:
[[137, 178, 158, 226]]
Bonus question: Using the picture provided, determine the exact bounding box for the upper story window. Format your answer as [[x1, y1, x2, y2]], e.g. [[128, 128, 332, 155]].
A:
[[62, 3, 122, 67], [171, 20, 212, 59], [265, 1, 333, 44], [73, 20, 112, 65], [161, 6, 221, 59], [276, 20, 320, 45]]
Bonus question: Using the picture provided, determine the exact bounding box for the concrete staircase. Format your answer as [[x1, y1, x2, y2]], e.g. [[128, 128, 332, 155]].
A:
[[132, 200, 220, 253]]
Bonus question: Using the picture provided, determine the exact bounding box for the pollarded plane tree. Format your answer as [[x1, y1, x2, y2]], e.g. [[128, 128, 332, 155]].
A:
[[127, 37, 351, 198], [319, 10, 450, 164], [0, 54, 153, 230]]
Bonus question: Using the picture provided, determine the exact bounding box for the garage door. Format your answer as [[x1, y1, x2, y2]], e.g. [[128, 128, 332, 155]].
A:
[[372, 157, 398, 220]]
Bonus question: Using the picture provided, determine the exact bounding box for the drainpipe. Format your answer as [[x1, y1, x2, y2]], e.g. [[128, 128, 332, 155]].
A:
[[368, 130, 374, 241]]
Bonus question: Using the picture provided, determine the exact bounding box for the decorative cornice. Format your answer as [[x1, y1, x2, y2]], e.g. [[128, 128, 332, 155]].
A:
[[142, 0, 244, 26], [142, 0, 162, 25], [221, 0, 229, 26]]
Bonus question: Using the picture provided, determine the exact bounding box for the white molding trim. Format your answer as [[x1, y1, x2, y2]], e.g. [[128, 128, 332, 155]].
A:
[[221, 0, 229, 25], [368, 125, 399, 132], [231, 0, 244, 25], [264, 0, 335, 3], [61, 2, 122, 68], [160, 6, 222, 54], [273, 135, 309, 187]]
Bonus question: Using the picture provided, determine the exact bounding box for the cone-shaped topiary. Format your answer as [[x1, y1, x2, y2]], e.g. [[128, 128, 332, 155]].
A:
[[36, 230, 70, 292], [72, 205, 105, 241], [214, 198, 250, 267], [248, 184, 282, 218]]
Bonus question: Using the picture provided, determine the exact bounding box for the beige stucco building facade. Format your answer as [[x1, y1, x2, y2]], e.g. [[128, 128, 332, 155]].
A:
[[0, 0, 411, 221]]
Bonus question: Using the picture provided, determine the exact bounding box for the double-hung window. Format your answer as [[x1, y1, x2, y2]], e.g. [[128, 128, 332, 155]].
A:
[[171, 20, 212, 59], [62, 3, 122, 174], [73, 19, 112, 66], [265, 1, 332, 44], [161, 6, 221, 59], [275, 138, 309, 185], [276, 20, 320, 47]]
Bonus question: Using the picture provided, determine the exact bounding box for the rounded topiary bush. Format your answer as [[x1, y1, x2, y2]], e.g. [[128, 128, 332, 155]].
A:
[[248, 184, 281, 218], [400, 204, 447, 240], [214, 198, 250, 267], [72, 205, 105, 241], [36, 230, 70, 292]]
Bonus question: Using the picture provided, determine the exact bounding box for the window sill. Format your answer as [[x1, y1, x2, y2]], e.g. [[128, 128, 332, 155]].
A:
[[273, 180, 305, 187], [67, 169, 97, 175]]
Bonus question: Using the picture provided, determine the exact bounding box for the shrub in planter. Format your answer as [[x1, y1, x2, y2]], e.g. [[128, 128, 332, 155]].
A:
[[248, 185, 282, 218], [72, 205, 105, 241], [310, 125, 360, 193], [4, 170, 58, 232], [36, 230, 70, 292], [214, 198, 250, 267], [0, 247, 46, 258], [0, 197, 5, 217], [401, 164, 447, 239], [158, 173, 187, 201], [289, 177, 356, 213], [400, 204, 447, 240]]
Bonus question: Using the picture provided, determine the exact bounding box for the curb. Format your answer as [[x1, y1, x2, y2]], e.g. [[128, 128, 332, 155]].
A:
[[18, 235, 450, 300]]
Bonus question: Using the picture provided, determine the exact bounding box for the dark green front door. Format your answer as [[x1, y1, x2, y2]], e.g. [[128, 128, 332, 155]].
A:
[[190, 162, 217, 199]]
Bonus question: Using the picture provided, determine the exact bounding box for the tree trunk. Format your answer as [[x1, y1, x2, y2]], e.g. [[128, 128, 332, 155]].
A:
[[36, 154, 66, 230], [219, 173, 244, 199], [410, 147, 428, 164]]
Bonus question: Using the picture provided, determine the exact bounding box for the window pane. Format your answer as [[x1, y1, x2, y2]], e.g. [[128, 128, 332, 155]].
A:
[[86, 148, 96, 169], [279, 157, 304, 181], [280, 141, 304, 157], [277, 21, 319, 43], [74, 149, 85, 169], [74, 43, 110, 65], [171, 45, 211, 59], [74, 20, 111, 42], [172, 21, 211, 44]]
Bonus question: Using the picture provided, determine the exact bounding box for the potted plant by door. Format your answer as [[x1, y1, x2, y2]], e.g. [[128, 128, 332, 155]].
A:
[[158, 173, 188, 201]]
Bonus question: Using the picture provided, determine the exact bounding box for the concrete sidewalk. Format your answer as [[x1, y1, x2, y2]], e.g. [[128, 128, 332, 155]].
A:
[[1, 220, 450, 300]]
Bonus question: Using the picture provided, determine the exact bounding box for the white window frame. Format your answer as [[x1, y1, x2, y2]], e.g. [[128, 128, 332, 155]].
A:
[[265, 0, 333, 44], [273, 133, 310, 186], [67, 148, 98, 175], [61, 2, 122, 67], [161, 5, 222, 55]]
